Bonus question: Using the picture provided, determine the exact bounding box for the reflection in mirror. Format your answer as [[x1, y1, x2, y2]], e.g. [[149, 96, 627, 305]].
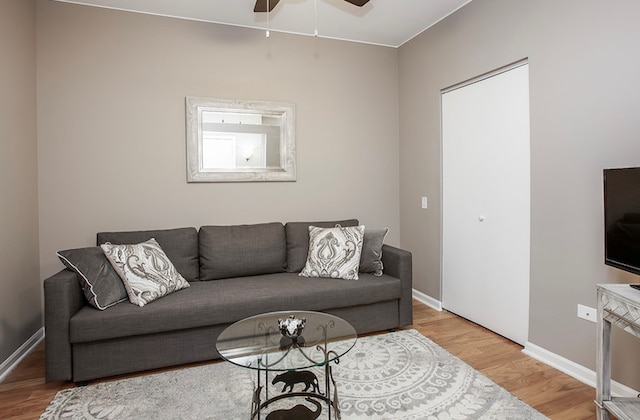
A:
[[186, 97, 296, 182]]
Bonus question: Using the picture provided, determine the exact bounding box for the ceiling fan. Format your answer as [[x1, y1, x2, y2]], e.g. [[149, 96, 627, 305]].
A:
[[254, 0, 370, 13]]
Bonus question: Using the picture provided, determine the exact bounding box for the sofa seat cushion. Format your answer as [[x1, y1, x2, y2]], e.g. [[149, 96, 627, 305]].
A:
[[69, 273, 401, 343]]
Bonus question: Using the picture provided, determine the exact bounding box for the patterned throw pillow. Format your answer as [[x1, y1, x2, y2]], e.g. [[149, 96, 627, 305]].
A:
[[100, 238, 190, 307], [300, 225, 365, 280]]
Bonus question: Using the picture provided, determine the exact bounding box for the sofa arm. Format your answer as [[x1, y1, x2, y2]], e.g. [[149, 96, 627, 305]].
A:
[[381, 245, 413, 327], [44, 269, 85, 382]]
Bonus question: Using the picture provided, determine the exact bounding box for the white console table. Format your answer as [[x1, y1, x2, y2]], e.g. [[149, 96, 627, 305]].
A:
[[596, 284, 640, 420]]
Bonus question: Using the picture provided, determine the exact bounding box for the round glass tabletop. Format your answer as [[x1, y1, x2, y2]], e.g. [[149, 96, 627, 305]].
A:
[[216, 311, 357, 372]]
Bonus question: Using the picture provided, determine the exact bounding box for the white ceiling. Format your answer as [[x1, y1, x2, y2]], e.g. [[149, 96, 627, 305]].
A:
[[54, 0, 472, 48]]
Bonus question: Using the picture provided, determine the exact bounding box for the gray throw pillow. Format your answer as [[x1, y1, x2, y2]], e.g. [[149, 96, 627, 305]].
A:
[[56, 247, 128, 310], [359, 228, 389, 276]]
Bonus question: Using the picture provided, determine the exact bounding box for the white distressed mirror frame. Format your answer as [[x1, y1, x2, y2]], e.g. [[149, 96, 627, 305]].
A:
[[186, 96, 296, 182]]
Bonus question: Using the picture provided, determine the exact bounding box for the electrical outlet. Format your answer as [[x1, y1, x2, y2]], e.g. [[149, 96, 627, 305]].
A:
[[577, 304, 597, 323], [421, 196, 428, 209]]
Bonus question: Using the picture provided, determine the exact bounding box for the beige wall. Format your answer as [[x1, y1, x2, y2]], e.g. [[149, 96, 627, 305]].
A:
[[0, 0, 41, 363], [399, 0, 640, 388], [36, 1, 400, 279]]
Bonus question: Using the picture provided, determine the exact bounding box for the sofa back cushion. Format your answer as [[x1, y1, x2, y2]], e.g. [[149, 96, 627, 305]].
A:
[[284, 219, 359, 272], [96, 227, 200, 282], [199, 222, 286, 280]]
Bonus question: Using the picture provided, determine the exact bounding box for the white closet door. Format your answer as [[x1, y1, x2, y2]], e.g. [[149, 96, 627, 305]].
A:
[[442, 63, 530, 345]]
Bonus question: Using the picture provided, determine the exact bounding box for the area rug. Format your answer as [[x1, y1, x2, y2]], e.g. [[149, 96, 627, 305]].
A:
[[41, 329, 547, 419]]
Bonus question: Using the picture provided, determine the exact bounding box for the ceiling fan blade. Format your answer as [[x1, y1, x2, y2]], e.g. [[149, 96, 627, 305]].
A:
[[254, 0, 281, 13], [343, 0, 370, 6]]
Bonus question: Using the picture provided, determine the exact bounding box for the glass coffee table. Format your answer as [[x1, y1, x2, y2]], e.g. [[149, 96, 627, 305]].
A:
[[216, 311, 357, 420]]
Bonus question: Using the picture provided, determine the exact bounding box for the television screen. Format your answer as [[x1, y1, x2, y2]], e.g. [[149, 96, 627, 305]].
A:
[[604, 167, 640, 275]]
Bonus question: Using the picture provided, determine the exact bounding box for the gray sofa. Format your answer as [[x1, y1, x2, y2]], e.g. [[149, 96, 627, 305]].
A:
[[44, 219, 413, 383]]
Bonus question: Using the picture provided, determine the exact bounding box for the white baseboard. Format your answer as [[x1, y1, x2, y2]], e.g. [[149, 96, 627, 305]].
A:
[[412, 288, 442, 311], [411, 294, 637, 396], [0, 327, 44, 383], [523, 341, 639, 397]]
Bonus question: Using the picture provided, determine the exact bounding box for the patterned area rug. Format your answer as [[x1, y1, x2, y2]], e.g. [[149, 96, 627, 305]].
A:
[[41, 329, 547, 419]]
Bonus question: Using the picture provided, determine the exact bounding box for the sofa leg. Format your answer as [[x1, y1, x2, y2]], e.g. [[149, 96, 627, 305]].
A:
[[75, 381, 88, 387]]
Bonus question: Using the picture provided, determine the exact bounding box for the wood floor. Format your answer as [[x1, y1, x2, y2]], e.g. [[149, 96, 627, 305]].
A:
[[0, 300, 597, 419]]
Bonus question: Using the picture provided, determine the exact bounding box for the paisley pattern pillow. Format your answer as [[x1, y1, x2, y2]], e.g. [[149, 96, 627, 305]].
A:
[[300, 225, 365, 280], [101, 238, 190, 307]]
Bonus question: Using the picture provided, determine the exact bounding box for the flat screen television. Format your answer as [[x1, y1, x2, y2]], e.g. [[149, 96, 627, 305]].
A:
[[604, 167, 640, 275]]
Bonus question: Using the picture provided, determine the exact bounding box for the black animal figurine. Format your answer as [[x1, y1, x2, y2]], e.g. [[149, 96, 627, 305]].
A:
[[272, 370, 320, 393], [265, 398, 322, 420]]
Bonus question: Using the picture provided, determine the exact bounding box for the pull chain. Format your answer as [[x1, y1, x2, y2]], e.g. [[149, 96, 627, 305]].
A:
[[314, 0, 318, 36], [266, 0, 270, 37]]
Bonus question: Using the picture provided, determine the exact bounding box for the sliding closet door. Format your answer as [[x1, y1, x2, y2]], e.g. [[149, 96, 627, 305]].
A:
[[442, 63, 530, 345]]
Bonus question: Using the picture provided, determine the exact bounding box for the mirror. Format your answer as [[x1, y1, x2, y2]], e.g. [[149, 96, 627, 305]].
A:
[[186, 97, 296, 182]]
